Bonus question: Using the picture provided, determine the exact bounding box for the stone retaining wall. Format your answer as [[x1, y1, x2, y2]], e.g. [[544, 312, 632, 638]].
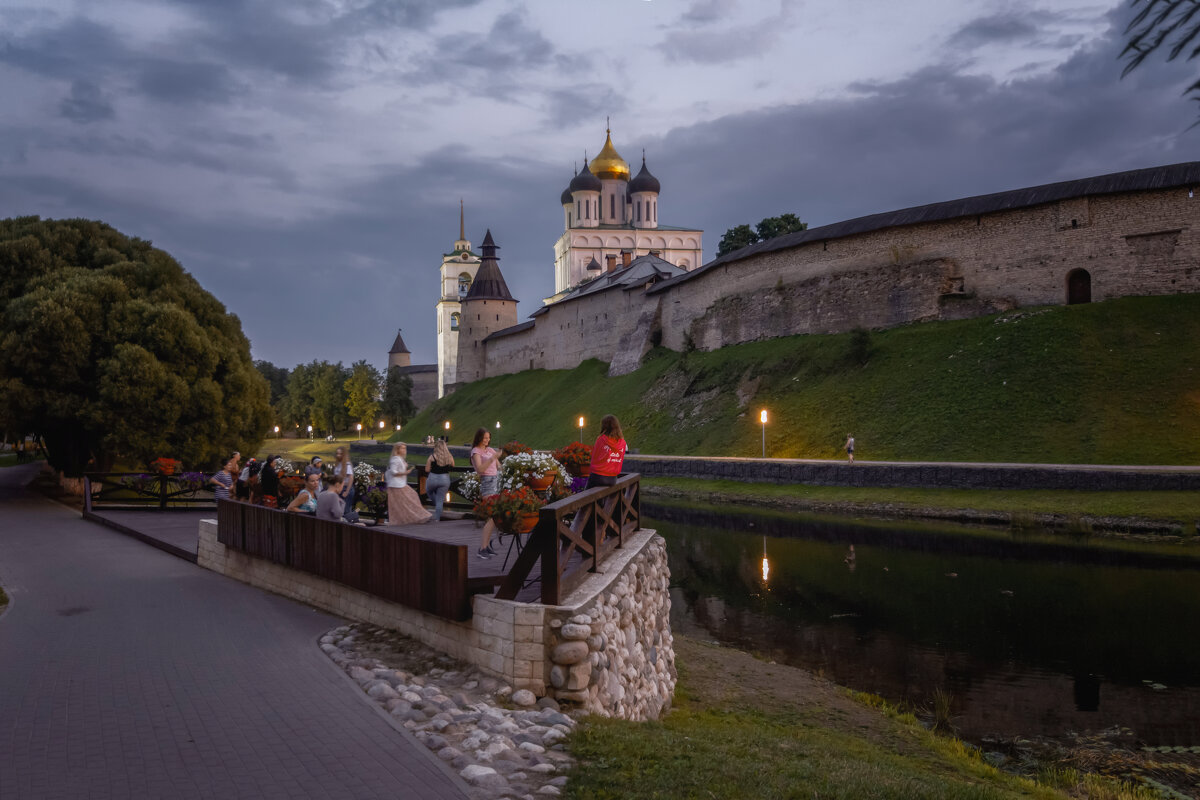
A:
[[197, 520, 675, 720], [625, 455, 1200, 491]]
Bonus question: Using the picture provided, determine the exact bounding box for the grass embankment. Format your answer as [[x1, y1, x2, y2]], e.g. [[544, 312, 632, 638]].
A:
[[642, 477, 1200, 531], [401, 295, 1200, 465], [565, 636, 1154, 800]]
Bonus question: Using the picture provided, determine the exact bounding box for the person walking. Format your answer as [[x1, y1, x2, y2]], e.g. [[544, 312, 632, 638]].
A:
[[208, 455, 236, 501], [386, 443, 431, 525], [424, 439, 455, 521], [845, 434, 855, 464], [330, 447, 356, 521], [470, 428, 501, 558], [316, 475, 346, 521], [585, 415, 627, 489], [286, 472, 321, 514]]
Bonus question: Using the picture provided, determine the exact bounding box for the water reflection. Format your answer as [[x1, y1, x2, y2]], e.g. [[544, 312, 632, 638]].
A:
[[648, 500, 1200, 745]]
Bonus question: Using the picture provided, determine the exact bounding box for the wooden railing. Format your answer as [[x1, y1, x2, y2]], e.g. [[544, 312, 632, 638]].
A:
[[494, 474, 640, 605], [216, 500, 471, 621], [84, 473, 217, 512]]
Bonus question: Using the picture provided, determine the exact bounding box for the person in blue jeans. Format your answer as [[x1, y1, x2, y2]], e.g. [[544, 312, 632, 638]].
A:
[[423, 438, 454, 521]]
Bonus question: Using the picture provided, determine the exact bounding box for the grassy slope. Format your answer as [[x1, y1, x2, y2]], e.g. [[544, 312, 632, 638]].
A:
[[401, 295, 1200, 465]]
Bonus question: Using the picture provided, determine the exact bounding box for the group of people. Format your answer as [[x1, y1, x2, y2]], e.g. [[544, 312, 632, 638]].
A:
[[204, 413, 629, 550], [468, 414, 627, 560]]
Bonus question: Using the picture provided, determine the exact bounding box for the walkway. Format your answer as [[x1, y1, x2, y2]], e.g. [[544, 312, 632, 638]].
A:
[[0, 464, 469, 800]]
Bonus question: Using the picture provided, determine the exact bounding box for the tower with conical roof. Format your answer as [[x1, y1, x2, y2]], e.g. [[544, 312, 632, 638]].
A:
[[553, 125, 702, 298], [436, 200, 482, 397], [387, 329, 412, 369], [452, 230, 518, 389]]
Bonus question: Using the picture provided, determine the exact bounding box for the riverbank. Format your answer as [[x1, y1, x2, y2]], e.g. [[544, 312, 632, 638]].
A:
[[566, 636, 1160, 800], [641, 477, 1200, 538]]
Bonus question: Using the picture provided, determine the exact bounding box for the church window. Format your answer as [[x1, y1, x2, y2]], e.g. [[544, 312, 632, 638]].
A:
[[610, 194, 615, 219], [450, 313, 460, 331], [637, 201, 641, 222], [576, 201, 581, 219], [458, 273, 471, 297], [568, 212, 572, 226]]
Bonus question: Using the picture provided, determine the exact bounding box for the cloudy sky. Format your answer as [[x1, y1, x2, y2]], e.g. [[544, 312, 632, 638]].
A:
[[1, 0, 1197, 370]]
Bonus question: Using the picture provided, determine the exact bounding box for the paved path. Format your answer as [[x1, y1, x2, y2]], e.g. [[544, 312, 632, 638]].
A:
[[0, 465, 469, 800]]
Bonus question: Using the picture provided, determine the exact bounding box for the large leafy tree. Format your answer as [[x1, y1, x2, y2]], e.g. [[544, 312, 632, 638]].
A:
[[716, 214, 808, 257], [0, 217, 270, 474], [280, 361, 317, 429], [380, 366, 416, 427], [343, 360, 382, 430], [309, 361, 350, 436], [254, 359, 289, 422]]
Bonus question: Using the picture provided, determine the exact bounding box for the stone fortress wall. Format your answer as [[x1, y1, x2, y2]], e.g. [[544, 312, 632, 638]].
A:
[[473, 168, 1200, 382]]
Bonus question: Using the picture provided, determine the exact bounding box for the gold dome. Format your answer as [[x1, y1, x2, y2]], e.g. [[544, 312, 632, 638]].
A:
[[589, 130, 630, 181]]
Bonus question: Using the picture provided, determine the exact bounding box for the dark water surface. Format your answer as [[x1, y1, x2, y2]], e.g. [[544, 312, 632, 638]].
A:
[[647, 500, 1200, 746]]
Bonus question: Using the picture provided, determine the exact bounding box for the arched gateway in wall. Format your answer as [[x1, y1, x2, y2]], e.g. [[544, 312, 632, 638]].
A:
[[1067, 269, 1091, 304]]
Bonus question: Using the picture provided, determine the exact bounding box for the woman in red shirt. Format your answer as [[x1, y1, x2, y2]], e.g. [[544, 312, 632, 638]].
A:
[[586, 415, 627, 489]]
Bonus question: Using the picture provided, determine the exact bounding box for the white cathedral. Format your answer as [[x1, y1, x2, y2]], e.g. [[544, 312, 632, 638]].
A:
[[407, 129, 704, 404]]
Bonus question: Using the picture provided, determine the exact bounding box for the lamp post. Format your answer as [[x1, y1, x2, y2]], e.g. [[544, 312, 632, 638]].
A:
[[759, 409, 768, 458], [273, 425, 279, 439], [444, 421, 450, 441], [495, 421, 501, 430], [356, 423, 362, 440], [395, 424, 401, 431], [379, 420, 385, 439], [578, 416, 585, 443], [307, 425, 313, 441]]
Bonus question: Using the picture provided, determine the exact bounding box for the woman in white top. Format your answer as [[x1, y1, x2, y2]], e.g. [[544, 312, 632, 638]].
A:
[[386, 442, 431, 525]]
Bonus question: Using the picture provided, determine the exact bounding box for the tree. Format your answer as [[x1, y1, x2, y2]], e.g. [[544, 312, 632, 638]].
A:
[[280, 361, 317, 429], [309, 361, 350, 436], [716, 224, 758, 257], [0, 217, 270, 474], [343, 360, 382, 430], [716, 214, 808, 257], [1122, 0, 1200, 109], [254, 359, 289, 422], [380, 366, 416, 426]]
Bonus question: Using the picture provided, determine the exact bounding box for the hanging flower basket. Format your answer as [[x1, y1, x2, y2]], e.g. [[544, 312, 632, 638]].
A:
[[553, 442, 592, 478], [526, 471, 556, 491], [475, 486, 544, 534]]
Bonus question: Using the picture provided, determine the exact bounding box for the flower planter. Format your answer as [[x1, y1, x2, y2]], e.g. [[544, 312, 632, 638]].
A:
[[500, 511, 539, 535], [526, 471, 556, 492]]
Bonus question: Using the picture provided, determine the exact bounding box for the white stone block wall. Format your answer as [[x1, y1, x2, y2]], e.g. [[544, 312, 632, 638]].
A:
[[196, 520, 676, 720]]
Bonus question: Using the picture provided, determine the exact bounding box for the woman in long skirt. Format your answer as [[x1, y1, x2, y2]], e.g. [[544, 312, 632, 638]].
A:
[[386, 442, 432, 525]]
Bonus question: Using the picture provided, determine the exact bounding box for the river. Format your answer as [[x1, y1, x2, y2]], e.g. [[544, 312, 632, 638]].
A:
[[646, 500, 1200, 747]]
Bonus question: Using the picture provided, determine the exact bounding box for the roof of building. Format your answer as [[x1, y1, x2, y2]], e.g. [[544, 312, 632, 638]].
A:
[[649, 160, 1200, 295], [568, 162, 602, 194], [393, 363, 437, 375], [388, 330, 410, 354], [589, 130, 630, 181], [462, 229, 515, 302], [628, 155, 660, 195], [532, 254, 687, 317], [483, 320, 536, 342]]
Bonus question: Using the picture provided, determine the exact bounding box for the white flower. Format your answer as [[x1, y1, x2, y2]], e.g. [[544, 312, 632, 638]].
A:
[[457, 472, 481, 502], [352, 461, 382, 491], [498, 452, 570, 492]]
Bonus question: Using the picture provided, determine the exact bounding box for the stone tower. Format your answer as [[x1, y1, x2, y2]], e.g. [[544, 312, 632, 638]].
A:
[[452, 229, 517, 389], [436, 201, 481, 397], [387, 329, 411, 369]]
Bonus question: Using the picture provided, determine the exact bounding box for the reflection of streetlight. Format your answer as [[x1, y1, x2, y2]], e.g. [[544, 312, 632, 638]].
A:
[[759, 409, 768, 458], [578, 416, 585, 442], [356, 423, 362, 440], [761, 535, 770, 584]]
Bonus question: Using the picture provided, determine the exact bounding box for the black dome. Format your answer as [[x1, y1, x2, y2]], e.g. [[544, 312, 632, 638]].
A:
[[628, 156, 660, 194], [560, 184, 573, 205], [568, 162, 601, 194]]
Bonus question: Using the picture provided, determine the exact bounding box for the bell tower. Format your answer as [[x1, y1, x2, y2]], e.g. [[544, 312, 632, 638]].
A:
[[436, 200, 481, 397]]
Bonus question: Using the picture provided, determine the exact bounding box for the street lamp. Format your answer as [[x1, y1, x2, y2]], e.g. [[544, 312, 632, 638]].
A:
[[578, 416, 585, 442], [759, 409, 768, 458], [273, 425, 280, 438], [379, 420, 385, 436], [307, 425, 313, 441], [495, 421, 501, 430], [356, 423, 362, 440], [395, 424, 401, 431]]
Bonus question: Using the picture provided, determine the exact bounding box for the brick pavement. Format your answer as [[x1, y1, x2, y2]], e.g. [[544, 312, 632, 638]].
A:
[[0, 465, 469, 800]]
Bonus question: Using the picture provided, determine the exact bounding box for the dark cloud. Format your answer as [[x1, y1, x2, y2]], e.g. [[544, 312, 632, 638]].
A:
[[660, 0, 797, 64], [59, 80, 115, 123], [948, 12, 1041, 48], [542, 86, 627, 129], [135, 60, 241, 105], [678, 0, 739, 26]]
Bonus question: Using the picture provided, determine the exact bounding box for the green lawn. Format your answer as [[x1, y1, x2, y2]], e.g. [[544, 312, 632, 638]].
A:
[[642, 477, 1200, 529], [401, 295, 1200, 466]]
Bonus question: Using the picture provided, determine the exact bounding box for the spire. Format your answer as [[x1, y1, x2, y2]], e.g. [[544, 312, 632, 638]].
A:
[[389, 328, 410, 354], [463, 230, 515, 302], [459, 199, 464, 241]]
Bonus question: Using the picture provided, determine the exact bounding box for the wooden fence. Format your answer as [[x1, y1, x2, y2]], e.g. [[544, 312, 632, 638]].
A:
[[84, 473, 217, 512], [216, 500, 471, 620], [494, 474, 641, 605]]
